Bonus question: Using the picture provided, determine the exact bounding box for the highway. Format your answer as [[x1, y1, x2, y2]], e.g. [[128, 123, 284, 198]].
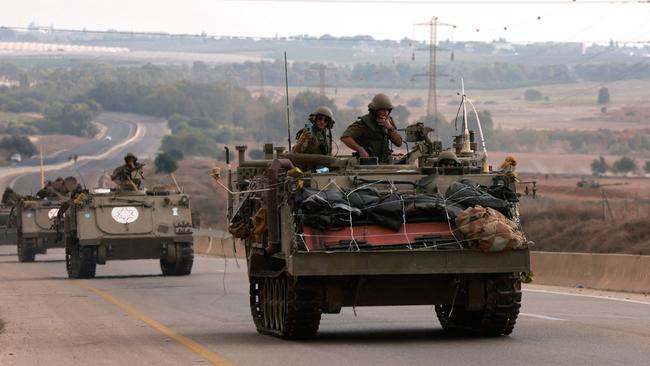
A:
[[6, 113, 167, 195], [0, 246, 648, 366]]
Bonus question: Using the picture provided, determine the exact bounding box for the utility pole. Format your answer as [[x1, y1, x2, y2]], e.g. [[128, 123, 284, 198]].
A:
[[414, 17, 455, 132], [259, 60, 265, 98]]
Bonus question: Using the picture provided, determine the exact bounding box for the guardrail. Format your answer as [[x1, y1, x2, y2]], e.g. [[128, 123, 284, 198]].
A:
[[193, 236, 650, 294], [531, 251, 650, 294]]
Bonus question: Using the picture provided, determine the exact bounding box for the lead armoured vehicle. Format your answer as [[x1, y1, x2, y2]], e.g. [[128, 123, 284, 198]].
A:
[[14, 198, 65, 262], [59, 187, 194, 278], [223, 116, 531, 339]]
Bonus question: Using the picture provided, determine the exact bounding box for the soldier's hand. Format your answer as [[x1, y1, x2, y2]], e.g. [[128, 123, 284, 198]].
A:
[[358, 149, 369, 158], [377, 117, 391, 129], [299, 128, 310, 142]]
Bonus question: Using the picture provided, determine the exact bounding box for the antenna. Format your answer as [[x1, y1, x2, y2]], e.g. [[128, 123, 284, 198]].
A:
[[461, 79, 472, 153], [284, 52, 292, 151]]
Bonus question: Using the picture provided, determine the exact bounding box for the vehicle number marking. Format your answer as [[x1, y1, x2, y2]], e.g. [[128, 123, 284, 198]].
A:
[[48, 208, 59, 219], [172, 207, 179, 216]]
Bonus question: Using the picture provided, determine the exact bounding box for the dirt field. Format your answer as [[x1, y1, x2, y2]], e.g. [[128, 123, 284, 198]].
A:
[[264, 79, 650, 132]]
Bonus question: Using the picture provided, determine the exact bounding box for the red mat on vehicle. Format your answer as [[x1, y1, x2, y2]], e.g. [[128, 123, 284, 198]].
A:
[[301, 222, 454, 251]]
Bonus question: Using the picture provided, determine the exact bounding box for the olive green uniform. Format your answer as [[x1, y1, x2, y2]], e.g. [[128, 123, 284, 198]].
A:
[[341, 113, 397, 164], [111, 164, 143, 190], [295, 129, 331, 155]]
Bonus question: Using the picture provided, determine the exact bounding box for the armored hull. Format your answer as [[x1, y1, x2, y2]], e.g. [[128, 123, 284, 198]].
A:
[[227, 141, 530, 339], [15, 200, 64, 262], [61, 189, 194, 278], [0, 206, 17, 246]]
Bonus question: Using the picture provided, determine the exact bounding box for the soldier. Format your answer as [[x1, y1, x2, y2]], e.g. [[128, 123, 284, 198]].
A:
[[291, 106, 335, 155], [36, 180, 54, 199], [340, 93, 403, 164], [111, 153, 144, 190], [1, 187, 21, 206]]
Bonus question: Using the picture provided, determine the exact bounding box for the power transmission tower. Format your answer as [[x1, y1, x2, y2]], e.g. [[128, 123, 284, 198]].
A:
[[310, 64, 336, 96], [414, 17, 455, 131]]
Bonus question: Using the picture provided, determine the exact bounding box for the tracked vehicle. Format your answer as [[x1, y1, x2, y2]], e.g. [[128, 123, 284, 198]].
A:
[[0, 205, 17, 246], [14, 198, 65, 262], [224, 111, 531, 339], [59, 187, 194, 278]]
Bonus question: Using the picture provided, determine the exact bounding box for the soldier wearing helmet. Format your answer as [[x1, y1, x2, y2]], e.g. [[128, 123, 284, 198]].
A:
[[292, 106, 335, 155], [111, 153, 144, 190], [340, 93, 403, 164]]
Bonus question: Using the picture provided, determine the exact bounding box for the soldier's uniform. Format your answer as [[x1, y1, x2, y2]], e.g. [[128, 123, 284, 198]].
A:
[[294, 129, 332, 155], [293, 106, 335, 156], [111, 153, 143, 190], [1, 187, 21, 206], [341, 114, 397, 164]]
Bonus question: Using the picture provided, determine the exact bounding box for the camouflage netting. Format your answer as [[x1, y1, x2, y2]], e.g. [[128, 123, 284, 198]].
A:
[[455, 206, 528, 252]]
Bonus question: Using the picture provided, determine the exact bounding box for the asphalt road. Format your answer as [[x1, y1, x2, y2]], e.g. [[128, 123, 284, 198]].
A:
[[8, 113, 167, 195], [0, 246, 648, 366]]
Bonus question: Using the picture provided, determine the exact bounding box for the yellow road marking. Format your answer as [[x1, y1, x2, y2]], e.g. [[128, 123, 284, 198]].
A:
[[75, 281, 234, 366]]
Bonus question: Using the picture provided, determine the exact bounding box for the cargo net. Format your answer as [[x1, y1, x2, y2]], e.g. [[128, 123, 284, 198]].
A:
[[294, 179, 529, 252]]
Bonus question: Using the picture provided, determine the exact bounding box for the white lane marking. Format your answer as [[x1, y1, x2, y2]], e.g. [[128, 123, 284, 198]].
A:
[[520, 312, 567, 321], [205, 236, 213, 254], [524, 289, 650, 305]]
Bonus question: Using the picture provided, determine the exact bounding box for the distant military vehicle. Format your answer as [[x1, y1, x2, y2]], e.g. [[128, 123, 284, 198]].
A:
[[13, 198, 65, 262], [222, 115, 531, 339], [577, 178, 628, 189], [0, 205, 17, 246], [59, 187, 194, 278]]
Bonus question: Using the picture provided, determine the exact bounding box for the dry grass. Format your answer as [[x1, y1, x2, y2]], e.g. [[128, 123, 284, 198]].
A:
[[143, 157, 227, 229], [520, 196, 650, 255]]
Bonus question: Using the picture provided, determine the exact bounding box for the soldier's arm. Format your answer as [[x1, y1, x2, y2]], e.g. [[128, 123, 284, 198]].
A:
[[387, 119, 403, 147], [340, 121, 369, 157]]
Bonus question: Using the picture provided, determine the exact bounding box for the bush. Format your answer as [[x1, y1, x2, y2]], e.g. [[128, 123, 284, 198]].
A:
[[154, 152, 178, 173], [612, 156, 637, 173], [524, 89, 544, 101], [591, 156, 609, 175], [0, 134, 37, 156], [597, 87, 610, 105]]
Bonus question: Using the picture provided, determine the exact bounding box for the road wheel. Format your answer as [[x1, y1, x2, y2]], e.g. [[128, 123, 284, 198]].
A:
[[66, 238, 97, 279], [160, 242, 193, 276], [250, 276, 322, 339], [17, 236, 36, 263], [435, 273, 522, 336]]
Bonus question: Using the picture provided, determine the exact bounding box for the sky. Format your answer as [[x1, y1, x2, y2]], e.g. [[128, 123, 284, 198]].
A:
[[1, 0, 650, 44]]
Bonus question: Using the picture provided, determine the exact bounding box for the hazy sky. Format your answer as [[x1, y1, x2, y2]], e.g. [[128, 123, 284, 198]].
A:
[[2, 0, 650, 44]]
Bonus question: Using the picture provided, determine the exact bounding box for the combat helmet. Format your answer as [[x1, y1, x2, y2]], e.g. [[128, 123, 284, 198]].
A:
[[124, 153, 138, 163], [438, 150, 459, 165], [309, 106, 335, 128], [368, 93, 393, 111]]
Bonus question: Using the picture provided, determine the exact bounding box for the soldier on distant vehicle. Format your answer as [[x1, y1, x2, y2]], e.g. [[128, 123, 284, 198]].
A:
[[111, 153, 144, 190], [1, 187, 21, 206], [340, 93, 403, 164], [291, 106, 335, 155]]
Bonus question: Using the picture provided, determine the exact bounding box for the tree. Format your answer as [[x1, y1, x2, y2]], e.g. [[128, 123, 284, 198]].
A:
[[0, 134, 37, 157], [597, 87, 610, 105], [391, 105, 410, 127], [591, 156, 609, 175], [154, 152, 178, 173], [612, 156, 637, 174], [291, 91, 337, 129]]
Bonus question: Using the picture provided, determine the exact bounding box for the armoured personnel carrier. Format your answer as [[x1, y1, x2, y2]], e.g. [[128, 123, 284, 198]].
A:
[[222, 120, 531, 339], [0, 205, 17, 246], [14, 198, 65, 262], [59, 187, 194, 278]]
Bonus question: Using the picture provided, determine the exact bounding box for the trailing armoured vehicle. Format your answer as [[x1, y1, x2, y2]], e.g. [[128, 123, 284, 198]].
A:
[[0, 205, 17, 246], [221, 116, 531, 339], [59, 187, 194, 278], [14, 198, 65, 262]]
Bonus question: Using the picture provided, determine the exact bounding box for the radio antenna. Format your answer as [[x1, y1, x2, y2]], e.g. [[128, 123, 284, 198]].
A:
[[284, 52, 292, 150]]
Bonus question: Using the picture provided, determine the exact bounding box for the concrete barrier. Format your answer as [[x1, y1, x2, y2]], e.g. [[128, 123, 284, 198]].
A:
[[191, 238, 650, 294], [531, 252, 650, 294]]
